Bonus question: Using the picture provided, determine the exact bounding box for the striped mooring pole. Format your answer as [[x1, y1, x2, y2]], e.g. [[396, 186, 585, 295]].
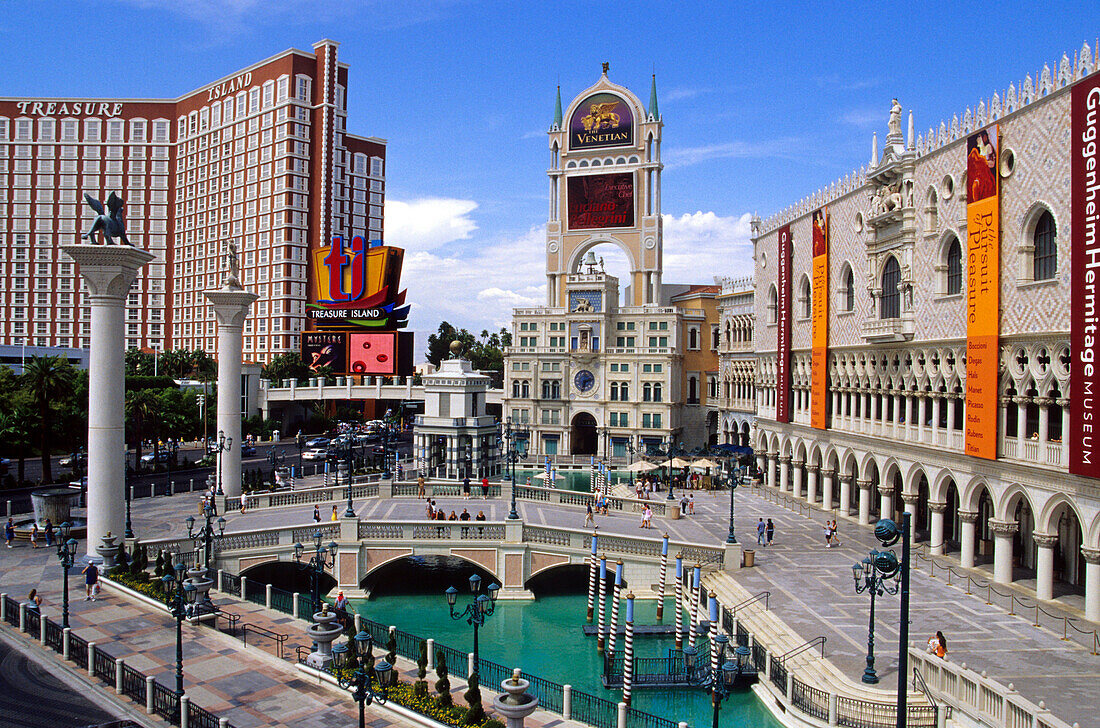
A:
[[597, 555, 608, 652], [623, 592, 636, 707], [657, 534, 669, 621], [586, 534, 598, 622], [674, 554, 684, 650]]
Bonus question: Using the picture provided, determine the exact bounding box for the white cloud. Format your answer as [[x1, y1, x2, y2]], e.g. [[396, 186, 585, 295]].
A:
[[383, 198, 479, 251], [664, 138, 801, 168], [662, 211, 755, 281]]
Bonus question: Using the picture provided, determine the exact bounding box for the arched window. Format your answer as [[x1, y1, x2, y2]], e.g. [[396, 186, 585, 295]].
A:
[[725, 322, 732, 345], [620, 382, 629, 401], [643, 383, 652, 402], [521, 380, 530, 398], [767, 285, 778, 323], [799, 275, 811, 318], [712, 326, 720, 349], [1033, 211, 1056, 281], [512, 380, 520, 397], [688, 327, 698, 349], [842, 266, 855, 312], [880, 257, 900, 319], [946, 236, 962, 295], [610, 382, 619, 401], [653, 383, 663, 402], [688, 377, 698, 403]]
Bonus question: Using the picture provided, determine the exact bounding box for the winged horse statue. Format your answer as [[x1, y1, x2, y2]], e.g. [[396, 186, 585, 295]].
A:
[[82, 192, 132, 245]]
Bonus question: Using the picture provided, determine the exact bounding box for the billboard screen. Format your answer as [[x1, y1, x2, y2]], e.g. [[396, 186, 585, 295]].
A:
[[567, 173, 635, 230], [348, 332, 415, 377], [569, 93, 633, 150], [964, 125, 1000, 460], [302, 331, 348, 374], [1071, 74, 1100, 477], [308, 235, 409, 330]]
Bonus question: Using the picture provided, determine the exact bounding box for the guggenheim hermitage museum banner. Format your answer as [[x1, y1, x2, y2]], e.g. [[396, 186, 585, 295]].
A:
[[776, 224, 792, 423], [964, 125, 1000, 460], [811, 208, 829, 430], [1071, 73, 1100, 478]]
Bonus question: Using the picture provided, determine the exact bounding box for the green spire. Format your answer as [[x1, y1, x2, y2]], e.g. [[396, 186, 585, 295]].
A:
[[553, 85, 563, 128], [648, 74, 659, 120]]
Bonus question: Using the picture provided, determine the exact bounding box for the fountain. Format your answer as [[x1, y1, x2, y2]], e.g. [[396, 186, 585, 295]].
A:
[[95, 532, 121, 569], [305, 604, 345, 669], [492, 668, 539, 728], [185, 564, 215, 617]]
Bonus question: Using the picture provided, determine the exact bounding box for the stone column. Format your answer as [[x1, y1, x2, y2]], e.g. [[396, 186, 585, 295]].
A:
[[839, 476, 852, 517], [767, 454, 777, 489], [61, 244, 155, 561], [878, 485, 894, 521], [807, 465, 819, 504], [1082, 547, 1100, 623], [990, 519, 1018, 584], [1015, 397, 1027, 442], [204, 287, 258, 499], [1032, 533, 1058, 601], [778, 456, 790, 492], [791, 459, 804, 498], [822, 470, 834, 511], [1035, 398, 1051, 444], [856, 479, 872, 525], [917, 395, 927, 442], [958, 510, 979, 568], [928, 501, 947, 556]]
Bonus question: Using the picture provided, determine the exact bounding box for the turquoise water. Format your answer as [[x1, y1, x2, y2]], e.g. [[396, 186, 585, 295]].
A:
[[516, 468, 633, 493], [351, 591, 781, 728]]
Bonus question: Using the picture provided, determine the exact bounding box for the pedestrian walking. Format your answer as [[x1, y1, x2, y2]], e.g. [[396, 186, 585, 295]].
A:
[[481, 476, 490, 498], [29, 522, 38, 549], [331, 504, 339, 521], [688, 493, 695, 515], [44, 519, 54, 547], [765, 518, 775, 545], [82, 563, 99, 601], [4, 518, 14, 548], [823, 520, 833, 548], [462, 476, 471, 499], [313, 504, 321, 522], [240, 493, 248, 514], [27, 589, 42, 612], [417, 475, 426, 498], [757, 518, 766, 546], [586, 501, 595, 527], [641, 505, 653, 529], [829, 519, 841, 547]]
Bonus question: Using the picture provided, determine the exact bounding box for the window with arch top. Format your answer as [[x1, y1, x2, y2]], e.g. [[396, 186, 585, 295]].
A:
[[1033, 210, 1056, 281], [767, 284, 778, 323], [799, 275, 811, 319], [842, 266, 855, 312], [946, 236, 962, 295], [880, 256, 900, 319]]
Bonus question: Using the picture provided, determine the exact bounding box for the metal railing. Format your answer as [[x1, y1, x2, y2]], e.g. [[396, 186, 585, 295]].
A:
[[780, 636, 826, 664], [791, 679, 830, 721], [242, 622, 288, 659]]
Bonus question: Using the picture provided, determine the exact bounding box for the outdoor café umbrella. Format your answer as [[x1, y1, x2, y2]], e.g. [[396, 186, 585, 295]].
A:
[[626, 461, 660, 472], [691, 458, 719, 470], [670, 457, 695, 468]]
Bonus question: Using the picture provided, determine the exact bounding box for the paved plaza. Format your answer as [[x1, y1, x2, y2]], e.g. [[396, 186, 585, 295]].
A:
[[1, 476, 1098, 727]]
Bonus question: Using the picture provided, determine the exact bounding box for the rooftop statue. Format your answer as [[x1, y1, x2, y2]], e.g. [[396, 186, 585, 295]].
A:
[[82, 192, 132, 245]]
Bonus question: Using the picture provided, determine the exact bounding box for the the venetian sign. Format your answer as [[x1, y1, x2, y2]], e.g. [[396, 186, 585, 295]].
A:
[[308, 235, 410, 330], [569, 93, 634, 150]]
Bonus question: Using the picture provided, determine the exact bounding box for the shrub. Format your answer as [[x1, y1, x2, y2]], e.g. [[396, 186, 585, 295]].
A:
[[435, 650, 452, 707], [415, 639, 429, 697], [463, 671, 485, 725]]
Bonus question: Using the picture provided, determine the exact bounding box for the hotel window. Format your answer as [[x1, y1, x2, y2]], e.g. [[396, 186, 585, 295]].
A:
[[946, 236, 963, 295], [767, 284, 778, 323], [107, 119, 123, 142], [84, 119, 101, 141], [371, 157, 384, 177], [15, 119, 31, 141], [1033, 211, 1057, 281], [37, 119, 54, 142], [296, 77, 311, 102], [842, 265, 855, 312], [880, 256, 900, 319], [799, 275, 811, 318]]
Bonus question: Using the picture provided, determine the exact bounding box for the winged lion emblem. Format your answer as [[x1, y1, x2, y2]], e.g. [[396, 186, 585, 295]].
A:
[[82, 192, 132, 246]]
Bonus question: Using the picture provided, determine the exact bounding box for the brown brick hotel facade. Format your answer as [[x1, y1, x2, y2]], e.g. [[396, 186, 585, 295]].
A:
[[0, 39, 385, 362]]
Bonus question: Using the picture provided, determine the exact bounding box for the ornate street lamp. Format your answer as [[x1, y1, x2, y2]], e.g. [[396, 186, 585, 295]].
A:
[[445, 573, 500, 683], [212, 430, 232, 496], [851, 544, 901, 684], [499, 418, 530, 520], [55, 522, 78, 628], [165, 440, 180, 496], [664, 437, 682, 500], [334, 630, 392, 728], [162, 561, 196, 696], [379, 408, 395, 479], [268, 447, 286, 486], [185, 503, 226, 571], [295, 432, 306, 477], [294, 530, 338, 614], [683, 620, 740, 728], [723, 465, 738, 544]]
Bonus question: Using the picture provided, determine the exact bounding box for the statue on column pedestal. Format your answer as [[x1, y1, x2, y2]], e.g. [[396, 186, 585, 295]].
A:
[[82, 192, 132, 246], [224, 241, 243, 290]]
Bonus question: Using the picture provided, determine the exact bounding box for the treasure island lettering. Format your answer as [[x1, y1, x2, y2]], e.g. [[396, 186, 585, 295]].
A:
[[567, 173, 635, 230]]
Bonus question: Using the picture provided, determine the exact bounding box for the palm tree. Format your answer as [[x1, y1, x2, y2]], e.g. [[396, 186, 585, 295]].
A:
[[0, 408, 32, 486], [125, 389, 158, 469], [21, 356, 76, 484]]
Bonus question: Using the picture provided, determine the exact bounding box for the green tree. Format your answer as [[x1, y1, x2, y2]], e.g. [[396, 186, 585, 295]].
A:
[[125, 388, 158, 467], [22, 356, 77, 484], [261, 352, 311, 383], [434, 650, 452, 707], [425, 322, 511, 372], [0, 407, 33, 486], [463, 671, 485, 724], [415, 639, 429, 697], [124, 349, 155, 376]]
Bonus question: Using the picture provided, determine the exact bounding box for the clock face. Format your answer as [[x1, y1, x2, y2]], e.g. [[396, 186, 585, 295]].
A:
[[574, 369, 595, 392]]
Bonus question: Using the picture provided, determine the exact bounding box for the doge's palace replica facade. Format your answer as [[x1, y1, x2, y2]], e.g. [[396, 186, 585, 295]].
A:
[[753, 44, 1100, 620]]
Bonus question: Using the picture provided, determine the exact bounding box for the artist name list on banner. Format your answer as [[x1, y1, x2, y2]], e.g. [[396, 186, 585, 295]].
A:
[[810, 208, 829, 430]]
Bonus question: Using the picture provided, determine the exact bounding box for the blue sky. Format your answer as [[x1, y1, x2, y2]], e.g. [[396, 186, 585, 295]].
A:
[[2, 1, 1096, 347]]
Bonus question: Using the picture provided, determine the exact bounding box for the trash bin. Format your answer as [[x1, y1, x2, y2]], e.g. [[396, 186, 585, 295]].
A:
[[669, 504, 681, 520], [743, 549, 756, 568]]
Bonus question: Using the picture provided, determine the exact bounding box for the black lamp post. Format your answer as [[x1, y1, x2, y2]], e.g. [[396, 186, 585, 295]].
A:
[[683, 621, 741, 728], [123, 451, 134, 538], [499, 418, 530, 520], [379, 408, 395, 479], [268, 447, 286, 487], [294, 530, 338, 614], [162, 561, 195, 696], [724, 465, 738, 544], [343, 437, 361, 517], [213, 430, 232, 496], [445, 573, 499, 683], [334, 630, 393, 728], [295, 432, 306, 478], [165, 440, 179, 495], [625, 436, 639, 487], [851, 536, 901, 684], [185, 503, 226, 571], [664, 437, 681, 500], [55, 522, 77, 629]]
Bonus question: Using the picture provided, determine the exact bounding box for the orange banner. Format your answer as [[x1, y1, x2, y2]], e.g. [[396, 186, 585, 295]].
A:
[[964, 125, 999, 460], [811, 208, 829, 430]]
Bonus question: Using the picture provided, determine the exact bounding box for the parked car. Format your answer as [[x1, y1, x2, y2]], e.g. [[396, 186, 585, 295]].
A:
[[140, 451, 171, 464], [241, 444, 256, 456], [59, 453, 87, 467], [304, 437, 330, 448], [302, 447, 328, 461]]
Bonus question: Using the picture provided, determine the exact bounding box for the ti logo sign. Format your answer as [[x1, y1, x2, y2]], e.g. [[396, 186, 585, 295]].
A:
[[309, 235, 409, 329]]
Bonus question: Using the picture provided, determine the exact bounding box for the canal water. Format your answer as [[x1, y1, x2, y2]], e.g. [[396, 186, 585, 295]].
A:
[[351, 557, 782, 728], [515, 468, 634, 493]]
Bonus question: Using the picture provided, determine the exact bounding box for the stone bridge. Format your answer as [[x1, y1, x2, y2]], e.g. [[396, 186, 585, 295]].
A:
[[143, 515, 734, 600]]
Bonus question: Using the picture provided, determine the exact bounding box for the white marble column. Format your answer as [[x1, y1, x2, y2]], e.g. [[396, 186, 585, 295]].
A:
[[928, 501, 947, 556], [1082, 548, 1100, 623], [917, 395, 927, 442], [839, 476, 852, 517], [959, 510, 979, 569], [767, 454, 777, 489], [791, 459, 804, 498], [62, 245, 154, 561], [822, 470, 834, 511], [778, 456, 790, 492], [204, 287, 258, 499], [879, 485, 894, 521], [807, 465, 819, 504], [1032, 533, 1058, 601], [857, 479, 872, 525], [990, 519, 1018, 584]]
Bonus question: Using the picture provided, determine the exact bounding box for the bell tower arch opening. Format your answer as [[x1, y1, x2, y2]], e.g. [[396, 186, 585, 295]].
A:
[[570, 411, 598, 455]]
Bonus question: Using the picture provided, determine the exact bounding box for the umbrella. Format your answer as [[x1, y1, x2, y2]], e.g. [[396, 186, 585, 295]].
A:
[[691, 458, 719, 470], [626, 461, 660, 472], [670, 457, 695, 468], [534, 471, 563, 480]]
